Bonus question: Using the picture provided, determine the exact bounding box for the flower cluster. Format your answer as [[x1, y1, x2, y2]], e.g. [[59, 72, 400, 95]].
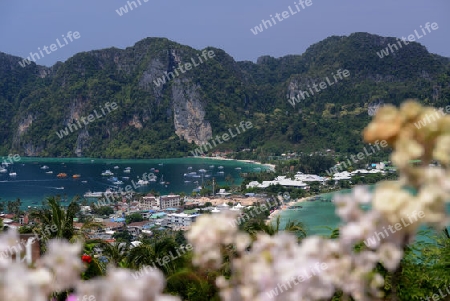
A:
[[0, 230, 179, 301], [185, 100, 450, 301]]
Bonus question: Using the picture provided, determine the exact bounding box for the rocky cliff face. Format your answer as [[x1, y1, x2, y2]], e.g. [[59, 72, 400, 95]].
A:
[[172, 79, 212, 144]]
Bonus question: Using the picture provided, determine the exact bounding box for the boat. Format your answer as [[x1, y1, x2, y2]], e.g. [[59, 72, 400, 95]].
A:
[[84, 189, 114, 198], [137, 179, 149, 185], [123, 169, 131, 173], [57, 173, 67, 178], [0, 167, 7, 173], [40, 165, 49, 170], [187, 166, 192, 170], [113, 180, 124, 185], [45, 171, 53, 174], [107, 177, 118, 182], [9, 172, 17, 177], [81, 181, 87, 183], [122, 176, 130, 180], [209, 165, 214, 168], [101, 170, 114, 176], [158, 163, 163, 166], [235, 167, 241, 170], [218, 166, 224, 169], [160, 175, 165, 185], [55, 187, 64, 190], [199, 169, 206, 173], [113, 166, 119, 169], [73, 174, 81, 178]]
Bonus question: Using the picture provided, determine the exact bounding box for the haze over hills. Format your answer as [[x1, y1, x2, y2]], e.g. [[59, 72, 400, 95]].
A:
[[0, 32, 449, 159]]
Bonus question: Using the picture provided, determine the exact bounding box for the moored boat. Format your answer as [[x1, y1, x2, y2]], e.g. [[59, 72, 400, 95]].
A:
[[101, 170, 114, 176], [57, 173, 67, 178]]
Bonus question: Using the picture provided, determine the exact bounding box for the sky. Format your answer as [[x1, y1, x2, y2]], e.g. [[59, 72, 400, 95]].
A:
[[1, 0, 449, 67]]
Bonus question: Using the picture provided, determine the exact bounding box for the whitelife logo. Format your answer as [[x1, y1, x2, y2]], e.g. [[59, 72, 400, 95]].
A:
[[55, 102, 118, 139], [325, 140, 388, 176], [288, 69, 350, 108], [250, 0, 313, 35], [376, 22, 438, 59], [153, 50, 215, 87], [115, 0, 149, 16], [18, 31, 81, 67], [363, 211, 425, 248], [266, 262, 328, 298], [190, 121, 253, 157]]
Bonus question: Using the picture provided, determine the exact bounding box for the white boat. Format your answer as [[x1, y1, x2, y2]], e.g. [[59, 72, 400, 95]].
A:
[[9, 172, 17, 177], [122, 176, 130, 180], [147, 174, 157, 182], [209, 165, 214, 168], [41, 165, 49, 170], [235, 167, 241, 170], [113, 180, 124, 185], [46, 171, 53, 174], [101, 170, 114, 176], [56, 187, 64, 190], [218, 166, 224, 169], [113, 166, 119, 169], [199, 169, 206, 173], [84, 189, 114, 198], [160, 175, 165, 185], [137, 179, 149, 185], [0, 168, 7, 173], [123, 169, 131, 173], [187, 166, 192, 170]]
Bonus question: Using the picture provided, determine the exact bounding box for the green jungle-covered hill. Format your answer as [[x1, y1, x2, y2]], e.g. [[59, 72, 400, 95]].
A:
[[0, 32, 449, 158]]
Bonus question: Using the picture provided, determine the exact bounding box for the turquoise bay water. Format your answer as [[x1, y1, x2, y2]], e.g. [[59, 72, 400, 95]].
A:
[[279, 187, 450, 243], [0, 157, 266, 209]]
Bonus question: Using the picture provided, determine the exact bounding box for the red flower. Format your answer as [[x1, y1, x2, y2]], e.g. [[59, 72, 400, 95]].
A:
[[81, 254, 92, 264]]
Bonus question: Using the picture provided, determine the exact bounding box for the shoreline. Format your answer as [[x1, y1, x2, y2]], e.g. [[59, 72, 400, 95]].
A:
[[198, 156, 275, 172], [267, 196, 312, 221]]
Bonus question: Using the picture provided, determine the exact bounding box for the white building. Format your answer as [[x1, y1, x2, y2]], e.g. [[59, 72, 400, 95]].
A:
[[246, 176, 308, 189], [168, 213, 201, 227], [294, 172, 326, 183]]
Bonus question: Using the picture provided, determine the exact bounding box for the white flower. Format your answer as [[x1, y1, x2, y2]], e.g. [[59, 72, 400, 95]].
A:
[[41, 239, 84, 291], [377, 243, 403, 271]]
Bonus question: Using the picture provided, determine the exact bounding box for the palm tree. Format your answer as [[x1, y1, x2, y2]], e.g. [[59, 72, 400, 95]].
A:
[[243, 215, 307, 243], [97, 241, 129, 267], [28, 196, 77, 241], [126, 234, 186, 276]]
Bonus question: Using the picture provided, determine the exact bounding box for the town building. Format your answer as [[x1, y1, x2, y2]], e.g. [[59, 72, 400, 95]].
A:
[[168, 213, 201, 228], [159, 194, 181, 209], [140, 194, 158, 210]]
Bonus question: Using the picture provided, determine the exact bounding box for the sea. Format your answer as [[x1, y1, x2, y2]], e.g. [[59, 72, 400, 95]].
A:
[[278, 188, 450, 243], [0, 157, 267, 210]]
